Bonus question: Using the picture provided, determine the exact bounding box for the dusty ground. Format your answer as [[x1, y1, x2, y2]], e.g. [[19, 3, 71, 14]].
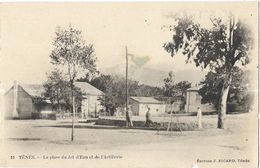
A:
[[0, 112, 258, 168]]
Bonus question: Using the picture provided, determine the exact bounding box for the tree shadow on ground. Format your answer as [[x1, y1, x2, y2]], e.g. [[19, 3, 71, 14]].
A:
[[7, 138, 43, 141], [34, 124, 167, 131], [218, 145, 244, 151]]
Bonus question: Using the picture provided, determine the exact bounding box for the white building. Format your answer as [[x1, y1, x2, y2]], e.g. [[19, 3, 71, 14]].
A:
[[4, 81, 104, 119], [185, 86, 215, 113], [129, 97, 165, 116], [74, 82, 104, 117]]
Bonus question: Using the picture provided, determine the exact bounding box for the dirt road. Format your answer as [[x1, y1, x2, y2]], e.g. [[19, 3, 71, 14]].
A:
[[0, 113, 258, 168]]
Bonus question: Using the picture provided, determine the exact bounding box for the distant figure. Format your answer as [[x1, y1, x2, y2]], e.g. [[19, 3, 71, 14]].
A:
[[129, 107, 133, 127], [145, 107, 152, 127], [249, 106, 254, 113], [127, 107, 133, 127], [197, 107, 202, 129]]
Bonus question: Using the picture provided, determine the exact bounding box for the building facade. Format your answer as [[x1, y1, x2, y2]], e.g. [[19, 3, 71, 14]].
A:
[[4, 82, 51, 119], [185, 86, 215, 113], [129, 97, 165, 116], [4, 81, 104, 119], [75, 82, 104, 118]]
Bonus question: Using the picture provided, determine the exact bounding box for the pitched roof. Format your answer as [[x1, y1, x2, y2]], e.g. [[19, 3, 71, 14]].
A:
[[6, 82, 103, 97], [130, 96, 163, 104], [187, 85, 202, 91], [74, 82, 104, 96], [19, 84, 45, 97]]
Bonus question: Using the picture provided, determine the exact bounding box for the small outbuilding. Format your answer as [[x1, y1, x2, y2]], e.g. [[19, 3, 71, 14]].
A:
[[185, 86, 215, 113], [129, 97, 165, 116]]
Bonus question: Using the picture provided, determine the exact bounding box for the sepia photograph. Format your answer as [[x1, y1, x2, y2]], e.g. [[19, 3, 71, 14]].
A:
[[0, 2, 258, 168]]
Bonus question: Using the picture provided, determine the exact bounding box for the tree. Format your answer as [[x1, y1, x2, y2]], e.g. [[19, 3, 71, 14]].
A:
[[199, 67, 253, 110], [98, 75, 139, 116], [32, 96, 46, 113], [78, 73, 164, 116], [50, 26, 97, 141], [163, 71, 176, 99], [78, 74, 113, 93], [164, 15, 253, 128], [43, 69, 67, 111], [199, 70, 222, 108], [163, 71, 191, 104], [174, 81, 191, 99], [43, 69, 84, 113], [134, 84, 164, 97], [229, 69, 254, 109], [81, 74, 162, 116]]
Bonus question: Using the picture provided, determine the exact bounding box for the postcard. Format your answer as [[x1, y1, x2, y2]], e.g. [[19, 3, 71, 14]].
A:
[[0, 2, 258, 168]]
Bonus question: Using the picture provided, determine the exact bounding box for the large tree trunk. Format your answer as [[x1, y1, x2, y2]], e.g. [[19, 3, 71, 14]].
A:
[[217, 75, 232, 129], [217, 15, 235, 129]]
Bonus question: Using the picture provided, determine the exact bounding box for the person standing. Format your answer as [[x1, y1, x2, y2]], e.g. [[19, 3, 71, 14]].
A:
[[145, 107, 152, 127], [126, 107, 133, 127], [128, 107, 133, 127], [197, 107, 202, 129]]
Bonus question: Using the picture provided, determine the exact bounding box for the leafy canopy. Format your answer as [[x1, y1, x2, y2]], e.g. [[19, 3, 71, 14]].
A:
[[163, 71, 191, 103], [164, 15, 253, 72], [43, 69, 84, 111], [199, 67, 253, 108], [50, 26, 97, 81]]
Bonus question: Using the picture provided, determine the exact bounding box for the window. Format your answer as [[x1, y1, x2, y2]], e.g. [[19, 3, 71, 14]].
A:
[[196, 93, 201, 103]]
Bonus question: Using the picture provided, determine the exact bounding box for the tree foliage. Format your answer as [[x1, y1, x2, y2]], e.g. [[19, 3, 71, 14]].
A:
[[98, 75, 138, 115], [78, 74, 164, 115], [164, 14, 253, 128], [175, 81, 192, 98], [78, 74, 113, 93], [43, 69, 84, 112], [199, 67, 254, 109], [50, 25, 97, 87], [135, 84, 164, 98], [164, 16, 253, 71], [163, 71, 191, 103], [49, 25, 97, 112], [163, 71, 176, 98]]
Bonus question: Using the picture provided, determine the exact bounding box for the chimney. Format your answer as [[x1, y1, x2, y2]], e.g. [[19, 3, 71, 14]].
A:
[[13, 81, 19, 118]]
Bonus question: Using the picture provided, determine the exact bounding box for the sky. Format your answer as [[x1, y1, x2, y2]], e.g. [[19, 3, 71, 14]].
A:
[[0, 2, 258, 88]]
